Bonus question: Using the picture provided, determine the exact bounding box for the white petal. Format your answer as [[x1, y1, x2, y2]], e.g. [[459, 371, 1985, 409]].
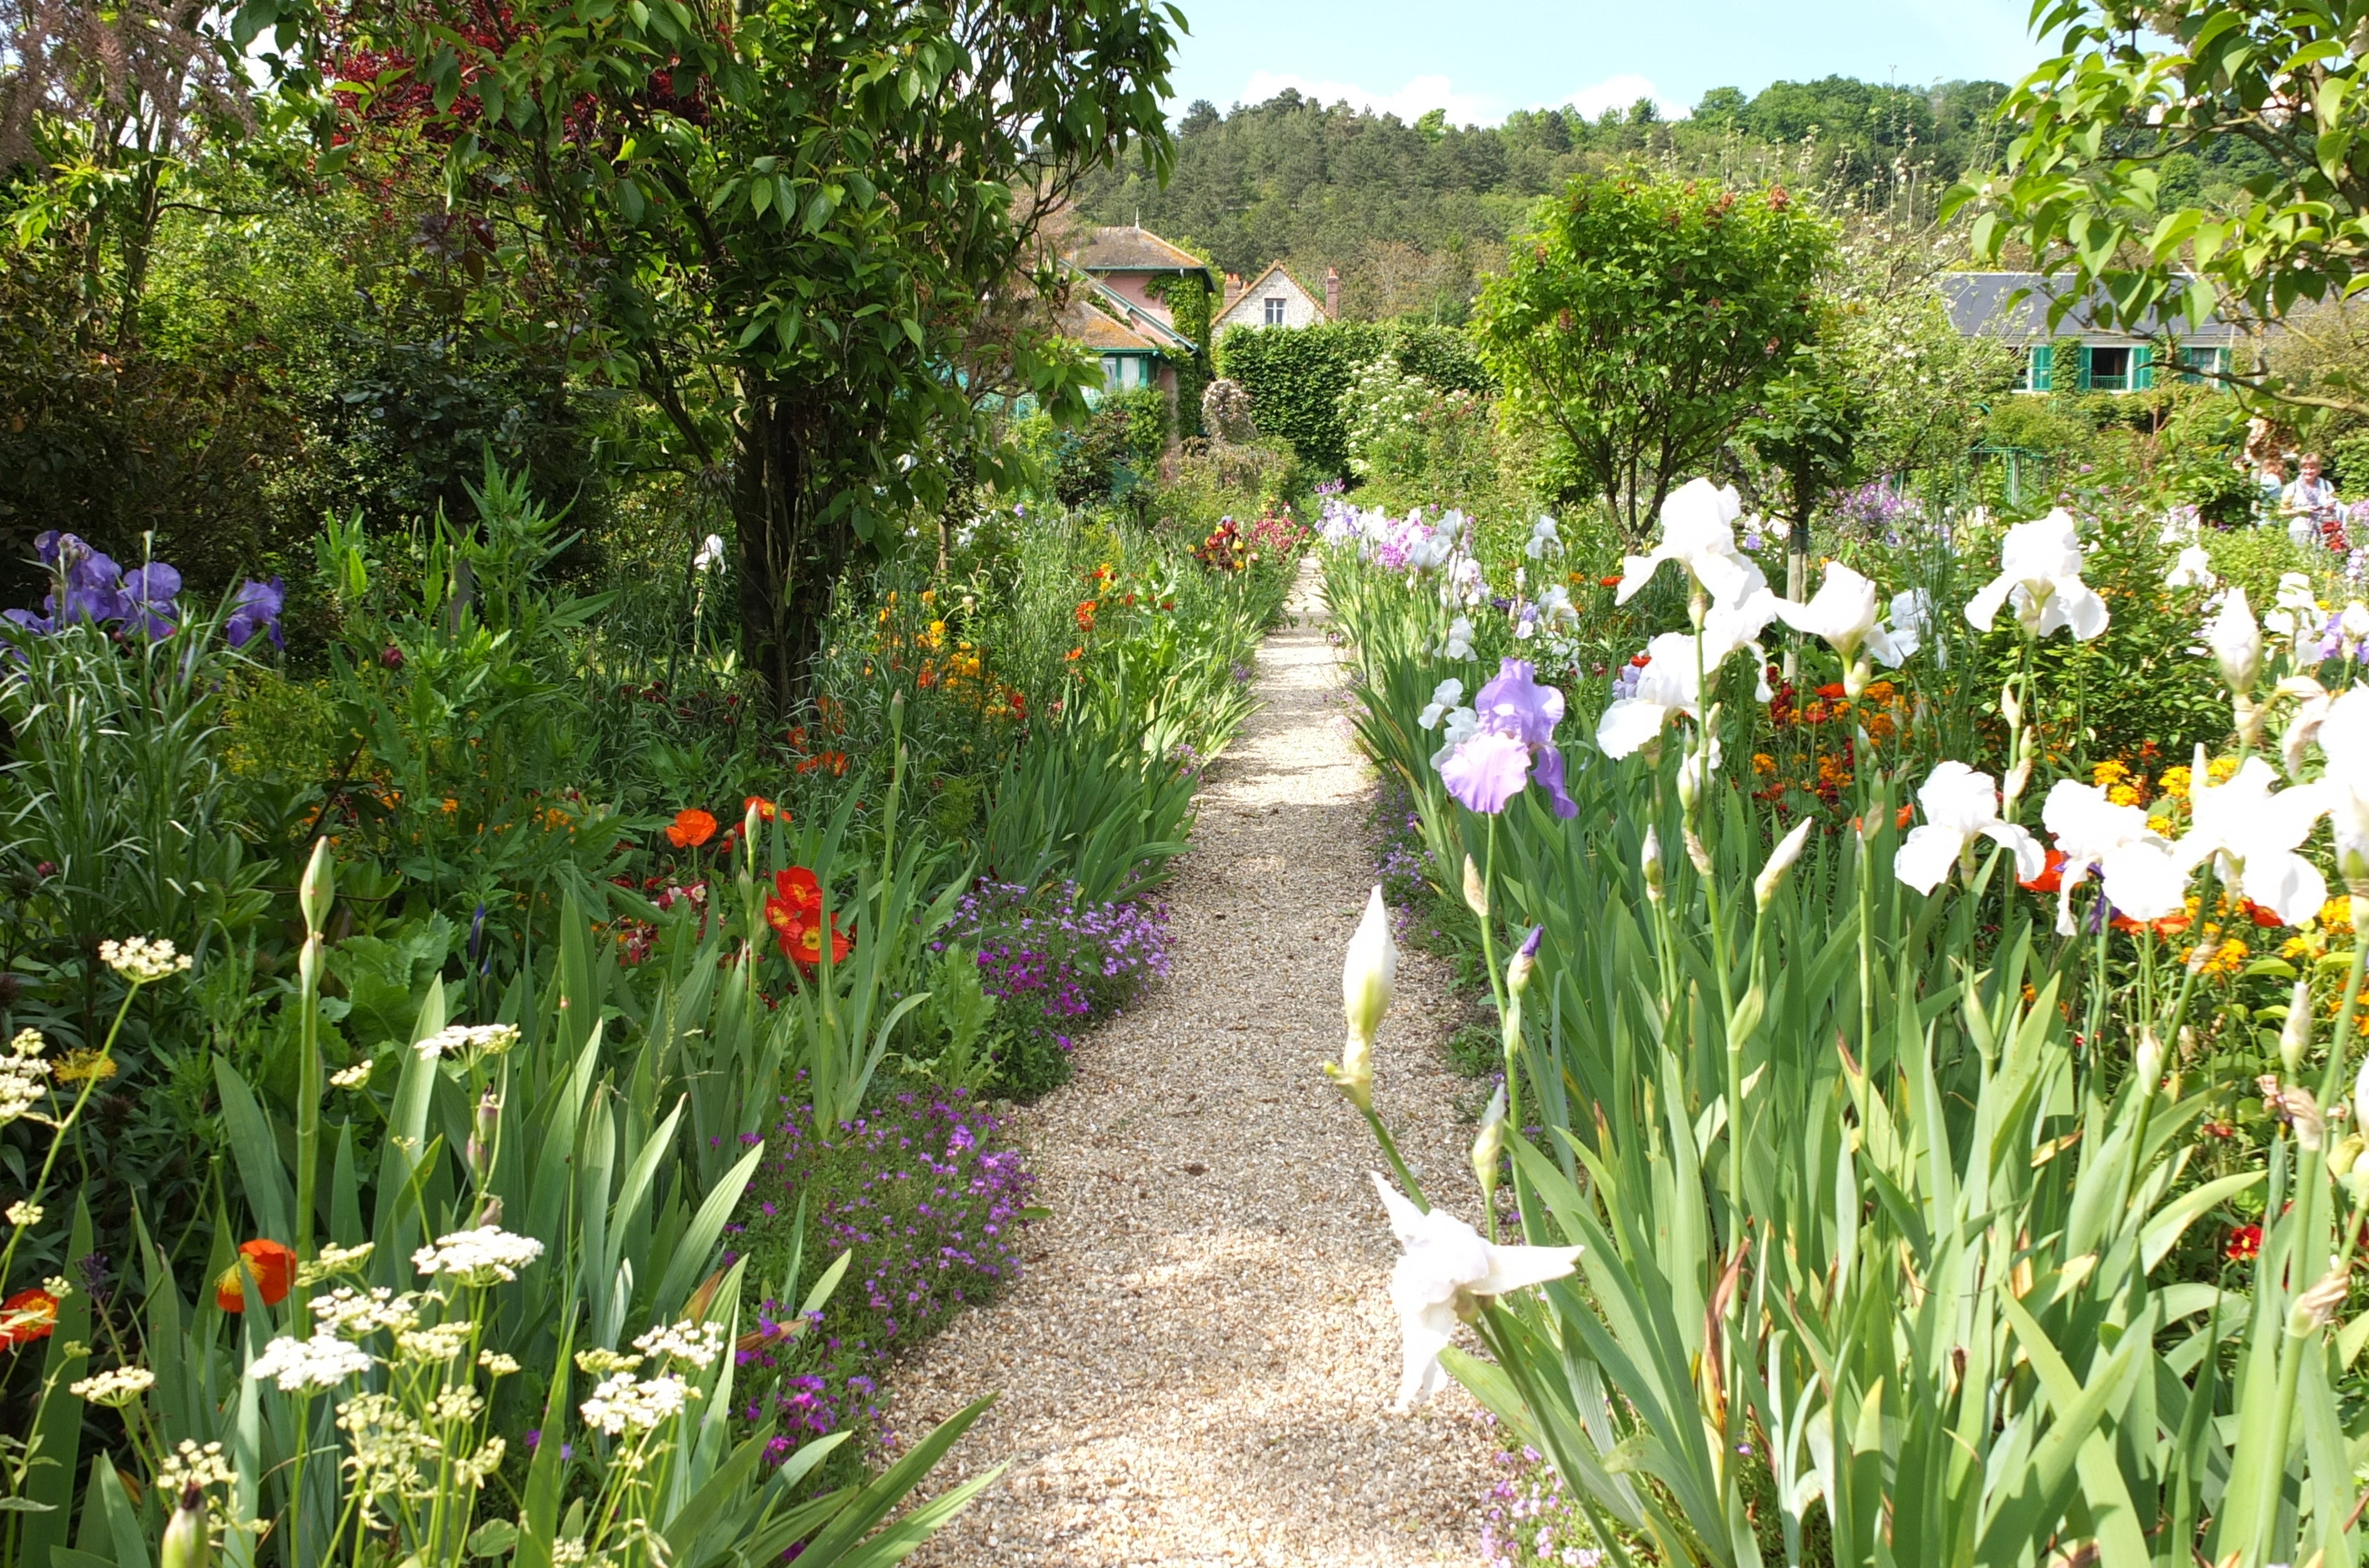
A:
[[1894, 824, 1966, 894], [1394, 1300, 1459, 1411], [1964, 575, 2014, 633], [1595, 698, 1672, 759], [2244, 850, 2329, 930], [1370, 1172, 1426, 1247], [1979, 820, 2048, 882], [2099, 842, 2186, 923], [1476, 1242, 1585, 1297], [2048, 582, 2111, 641]]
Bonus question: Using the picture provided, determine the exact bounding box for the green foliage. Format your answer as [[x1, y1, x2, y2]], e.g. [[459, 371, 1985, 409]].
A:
[[1215, 320, 1489, 479], [1958, 0, 2367, 416], [1340, 356, 1508, 515], [1476, 173, 1836, 538]]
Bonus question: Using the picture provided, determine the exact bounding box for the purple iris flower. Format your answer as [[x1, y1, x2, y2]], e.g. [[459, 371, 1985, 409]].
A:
[[121, 564, 182, 637], [225, 577, 285, 650], [1438, 658, 1579, 818]]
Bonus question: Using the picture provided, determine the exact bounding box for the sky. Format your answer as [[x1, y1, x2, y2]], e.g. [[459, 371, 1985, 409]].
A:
[[1162, 0, 2051, 124]]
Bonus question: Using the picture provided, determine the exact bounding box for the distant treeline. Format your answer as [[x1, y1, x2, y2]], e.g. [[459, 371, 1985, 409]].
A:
[[1071, 78, 2276, 325]]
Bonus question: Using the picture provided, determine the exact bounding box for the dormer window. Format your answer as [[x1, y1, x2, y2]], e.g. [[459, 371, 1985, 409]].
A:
[[1264, 296, 1287, 326]]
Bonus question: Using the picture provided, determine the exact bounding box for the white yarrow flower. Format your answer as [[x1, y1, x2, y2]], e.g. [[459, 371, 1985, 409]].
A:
[[412, 1226, 545, 1285], [247, 1332, 374, 1392]]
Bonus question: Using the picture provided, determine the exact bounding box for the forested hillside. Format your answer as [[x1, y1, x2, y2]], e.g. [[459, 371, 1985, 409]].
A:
[[1070, 77, 2276, 323]]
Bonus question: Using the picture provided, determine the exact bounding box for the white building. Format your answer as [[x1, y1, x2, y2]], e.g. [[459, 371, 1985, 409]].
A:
[[1212, 262, 1338, 332]]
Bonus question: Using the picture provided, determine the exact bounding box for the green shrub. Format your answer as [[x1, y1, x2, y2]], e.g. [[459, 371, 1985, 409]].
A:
[[1215, 320, 1491, 478]]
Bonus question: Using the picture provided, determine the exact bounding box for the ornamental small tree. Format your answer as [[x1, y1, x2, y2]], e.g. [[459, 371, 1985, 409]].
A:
[[1474, 173, 1835, 540], [1953, 0, 2369, 416]]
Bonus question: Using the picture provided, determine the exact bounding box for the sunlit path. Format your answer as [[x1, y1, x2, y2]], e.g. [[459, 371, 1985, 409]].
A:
[[892, 561, 1496, 1567]]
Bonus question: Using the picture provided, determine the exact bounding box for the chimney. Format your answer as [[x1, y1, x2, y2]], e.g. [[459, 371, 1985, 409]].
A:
[[1225, 272, 1243, 307], [1324, 267, 1341, 320]]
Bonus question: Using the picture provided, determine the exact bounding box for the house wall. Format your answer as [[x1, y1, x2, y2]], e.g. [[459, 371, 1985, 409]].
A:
[[1093, 271, 1175, 326], [1214, 277, 1323, 331]]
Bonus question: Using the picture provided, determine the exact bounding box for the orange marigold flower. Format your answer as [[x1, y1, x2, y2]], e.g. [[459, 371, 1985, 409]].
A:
[[215, 1238, 297, 1311], [666, 808, 718, 848], [0, 1288, 57, 1348]]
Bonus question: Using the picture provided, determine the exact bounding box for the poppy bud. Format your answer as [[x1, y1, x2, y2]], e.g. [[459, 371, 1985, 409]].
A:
[[161, 1483, 209, 1568]]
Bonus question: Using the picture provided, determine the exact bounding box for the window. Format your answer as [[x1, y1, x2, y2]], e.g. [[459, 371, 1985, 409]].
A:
[[1263, 296, 1287, 326], [2084, 344, 2132, 392], [1100, 354, 1124, 392], [2015, 345, 2054, 393], [2176, 345, 2230, 384]]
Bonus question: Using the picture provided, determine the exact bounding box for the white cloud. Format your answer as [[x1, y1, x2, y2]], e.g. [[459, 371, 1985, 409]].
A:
[[1235, 70, 1502, 126], [1561, 73, 1690, 122]]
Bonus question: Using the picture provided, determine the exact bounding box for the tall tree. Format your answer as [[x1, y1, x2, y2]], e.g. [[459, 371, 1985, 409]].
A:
[[321, 0, 1181, 700], [1955, 0, 2369, 416], [1474, 173, 1835, 539]]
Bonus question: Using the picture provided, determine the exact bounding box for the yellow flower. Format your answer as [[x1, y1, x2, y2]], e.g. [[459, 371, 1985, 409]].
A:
[[2107, 783, 2140, 808], [2147, 814, 2175, 835], [2207, 755, 2240, 784], [52, 1049, 116, 1085], [1751, 753, 1777, 776], [2091, 759, 2129, 787], [2158, 765, 2192, 802]]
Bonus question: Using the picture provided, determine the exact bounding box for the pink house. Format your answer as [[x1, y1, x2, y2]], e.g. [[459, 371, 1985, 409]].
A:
[[1063, 225, 1220, 403]]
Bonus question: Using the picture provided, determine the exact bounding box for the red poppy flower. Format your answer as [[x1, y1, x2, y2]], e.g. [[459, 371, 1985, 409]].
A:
[[1815, 682, 1847, 701], [745, 795, 782, 823], [766, 866, 824, 940], [1598, 575, 1623, 588], [0, 1288, 56, 1348], [666, 808, 718, 848], [215, 1238, 298, 1311], [2225, 1224, 2264, 1262], [2244, 901, 2285, 928], [786, 914, 852, 970], [2021, 848, 2069, 894]]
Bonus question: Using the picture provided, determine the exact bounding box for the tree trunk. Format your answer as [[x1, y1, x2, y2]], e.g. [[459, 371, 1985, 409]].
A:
[[733, 382, 847, 712]]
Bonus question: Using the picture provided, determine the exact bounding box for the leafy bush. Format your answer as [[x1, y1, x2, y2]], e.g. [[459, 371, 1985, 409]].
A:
[[1215, 320, 1490, 478]]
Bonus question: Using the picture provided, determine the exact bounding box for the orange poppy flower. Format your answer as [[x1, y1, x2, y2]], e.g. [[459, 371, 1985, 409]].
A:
[[745, 795, 782, 822], [215, 1238, 298, 1311], [2244, 901, 2285, 928], [666, 808, 718, 848], [2020, 848, 2069, 894], [765, 866, 824, 940], [1, 1287, 57, 1347]]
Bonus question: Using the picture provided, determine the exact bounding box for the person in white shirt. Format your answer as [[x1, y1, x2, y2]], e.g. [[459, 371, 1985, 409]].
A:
[[2284, 452, 2341, 547]]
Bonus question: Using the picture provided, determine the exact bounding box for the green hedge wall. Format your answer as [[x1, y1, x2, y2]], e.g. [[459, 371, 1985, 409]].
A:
[[1212, 321, 1492, 479]]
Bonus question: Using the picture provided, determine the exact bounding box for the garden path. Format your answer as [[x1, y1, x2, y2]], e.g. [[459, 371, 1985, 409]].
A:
[[893, 561, 1497, 1566]]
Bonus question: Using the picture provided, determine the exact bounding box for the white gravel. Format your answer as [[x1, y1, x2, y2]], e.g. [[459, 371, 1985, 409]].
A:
[[891, 562, 1497, 1566]]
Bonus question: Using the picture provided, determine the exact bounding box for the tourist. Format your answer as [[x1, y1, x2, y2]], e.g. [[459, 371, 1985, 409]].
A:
[[2285, 451, 2341, 547]]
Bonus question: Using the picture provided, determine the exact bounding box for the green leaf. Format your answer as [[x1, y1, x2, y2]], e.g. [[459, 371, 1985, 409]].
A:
[[469, 1518, 521, 1558]]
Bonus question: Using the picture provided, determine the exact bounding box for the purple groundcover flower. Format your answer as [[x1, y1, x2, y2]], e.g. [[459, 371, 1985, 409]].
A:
[[1439, 658, 1577, 819]]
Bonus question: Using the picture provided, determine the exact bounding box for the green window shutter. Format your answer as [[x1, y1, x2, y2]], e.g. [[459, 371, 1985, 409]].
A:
[[2076, 345, 2094, 392], [2031, 343, 2052, 391], [2132, 344, 2154, 389]]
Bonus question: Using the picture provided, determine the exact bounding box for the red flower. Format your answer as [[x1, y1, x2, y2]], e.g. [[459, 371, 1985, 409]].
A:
[[1815, 682, 1847, 701], [2200, 1120, 2236, 1139], [666, 808, 718, 848], [0, 1288, 56, 1348], [745, 795, 782, 823], [2021, 848, 2069, 894], [1598, 575, 1623, 588], [2225, 1224, 2264, 1262], [2244, 901, 2285, 928], [766, 866, 824, 935], [787, 914, 852, 970], [216, 1238, 298, 1311]]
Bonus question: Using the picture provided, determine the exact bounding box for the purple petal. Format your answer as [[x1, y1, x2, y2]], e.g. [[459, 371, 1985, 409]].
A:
[[1439, 731, 1533, 815], [1531, 742, 1578, 819], [1474, 657, 1565, 747]]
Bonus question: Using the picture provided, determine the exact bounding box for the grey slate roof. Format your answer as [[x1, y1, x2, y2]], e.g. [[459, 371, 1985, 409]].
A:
[[1937, 271, 2242, 345]]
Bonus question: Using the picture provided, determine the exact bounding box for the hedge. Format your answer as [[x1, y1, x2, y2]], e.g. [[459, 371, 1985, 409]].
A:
[[1212, 321, 1492, 479]]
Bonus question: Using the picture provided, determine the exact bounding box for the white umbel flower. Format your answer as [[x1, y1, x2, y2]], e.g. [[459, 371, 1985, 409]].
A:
[[412, 1226, 545, 1285], [633, 1319, 728, 1369], [414, 1024, 521, 1061], [580, 1371, 697, 1435], [70, 1365, 156, 1406], [100, 937, 192, 983], [247, 1332, 374, 1391]]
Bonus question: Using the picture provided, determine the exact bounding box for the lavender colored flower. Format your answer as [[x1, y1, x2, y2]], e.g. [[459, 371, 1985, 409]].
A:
[[225, 576, 286, 650], [1437, 658, 1577, 818]]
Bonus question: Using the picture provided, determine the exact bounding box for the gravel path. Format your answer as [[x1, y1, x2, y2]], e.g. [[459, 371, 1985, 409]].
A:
[[893, 562, 1497, 1567]]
